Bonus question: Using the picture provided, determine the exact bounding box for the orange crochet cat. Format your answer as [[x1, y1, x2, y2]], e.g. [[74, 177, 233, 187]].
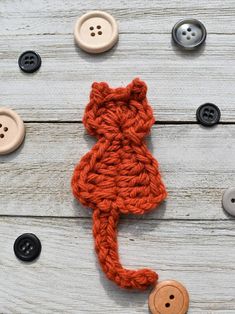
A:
[[71, 78, 167, 290]]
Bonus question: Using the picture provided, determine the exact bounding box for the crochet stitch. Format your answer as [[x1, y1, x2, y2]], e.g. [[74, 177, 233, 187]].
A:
[[71, 78, 167, 290]]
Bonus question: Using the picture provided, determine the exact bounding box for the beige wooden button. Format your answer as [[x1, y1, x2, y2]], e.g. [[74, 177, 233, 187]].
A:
[[74, 11, 118, 54], [149, 280, 189, 314], [0, 108, 25, 155]]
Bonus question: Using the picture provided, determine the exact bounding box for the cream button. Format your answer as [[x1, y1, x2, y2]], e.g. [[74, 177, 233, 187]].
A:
[[74, 11, 118, 54], [149, 280, 189, 314], [222, 187, 235, 216], [0, 108, 25, 155]]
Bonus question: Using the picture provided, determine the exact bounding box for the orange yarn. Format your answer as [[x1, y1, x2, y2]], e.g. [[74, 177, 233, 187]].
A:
[[71, 78, 167, 290]]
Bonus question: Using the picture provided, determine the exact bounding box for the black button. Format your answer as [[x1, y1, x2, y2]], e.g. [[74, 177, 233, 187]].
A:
[[18, 51, 41, 73], [14, 233, 41, 262], [196, 103, 221, 126]]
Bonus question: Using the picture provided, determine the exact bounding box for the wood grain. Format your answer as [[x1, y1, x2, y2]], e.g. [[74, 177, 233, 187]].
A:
[[0, 217, 234, 313], [1, 0, 235, 35], [1, 0, 235, 312], [0, 2, 235, 121], [0, 123, 234, 219]]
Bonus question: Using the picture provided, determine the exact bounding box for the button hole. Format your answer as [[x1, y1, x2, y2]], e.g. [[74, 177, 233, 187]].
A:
[[30, 56, 34, 60], [187, 36, 191, 40], [0, 124, 2, 128], [165, 303, 170, 308], [24, 56, 29, 60], [30, 61, 34, 64], [91, 32, 95, 37], [89, 26, 94, 30], [169, 295, 175, 300], [187, 27, 192, 32], [25, 61, 29, 65], [98, 31, 102, 35], [231, 199, 235, 203], [192, 32, 196, 36], [4, 127, 8, 132], [0, 134, 4, 138], [182, 31, 186, 35], [97, 25, 101, 29]]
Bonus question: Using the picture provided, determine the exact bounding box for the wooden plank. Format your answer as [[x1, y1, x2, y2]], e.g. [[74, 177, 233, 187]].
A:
[[1, 0, 235, 35], [0, 32, 235, 122], [0, 217, 234, 313], [1, 123, 234, 219]]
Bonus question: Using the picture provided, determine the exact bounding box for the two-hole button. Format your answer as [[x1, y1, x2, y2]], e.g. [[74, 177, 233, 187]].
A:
[[149, 280, 189, 314], [74, 11, 119, 54], [0, 108, 25, 155]]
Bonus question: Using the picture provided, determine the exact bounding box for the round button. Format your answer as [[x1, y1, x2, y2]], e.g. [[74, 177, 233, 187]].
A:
[[222, 188, 235, 216], [14, 233, 41, 262], [172, 19, 207, 50], [196, 103, 221, 126], [18, 51, 41, 73], [0, 108, 25, 155], [74, 11, 119, 54], [149, 280, 189, 314]]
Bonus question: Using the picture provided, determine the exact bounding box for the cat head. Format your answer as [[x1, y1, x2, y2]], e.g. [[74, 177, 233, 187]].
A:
[[83, 78, 155, 144]]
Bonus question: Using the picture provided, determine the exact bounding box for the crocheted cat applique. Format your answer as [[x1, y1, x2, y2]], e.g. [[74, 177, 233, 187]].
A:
[[72, 78, 167, 290]]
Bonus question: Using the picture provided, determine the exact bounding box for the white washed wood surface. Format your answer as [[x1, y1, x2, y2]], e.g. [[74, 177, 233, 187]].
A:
[[0, 217, 234, 314], [0, 0, 235, 313], [0, 1, 235, 121], [1, 123, 235, 220]]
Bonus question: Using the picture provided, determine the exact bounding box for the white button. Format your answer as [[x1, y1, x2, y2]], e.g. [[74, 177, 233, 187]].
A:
[[222, 188, 235, 216], [0, 108, 25, 155], [74, 11, 118, 54]]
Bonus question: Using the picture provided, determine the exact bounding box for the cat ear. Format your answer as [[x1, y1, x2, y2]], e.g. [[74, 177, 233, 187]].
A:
[[101, 78, 148, 103], [130, 78, 147, 101], [83, 82, 110, 136], [90, 82, 110, 105]]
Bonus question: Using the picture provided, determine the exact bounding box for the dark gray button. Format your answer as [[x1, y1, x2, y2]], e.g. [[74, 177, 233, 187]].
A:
[[18, 51, 41, 73], [196, 103, 221, 126], [172, 19, 207, 50], [14, 233, 41, 262], [222, 188, 235, 216]]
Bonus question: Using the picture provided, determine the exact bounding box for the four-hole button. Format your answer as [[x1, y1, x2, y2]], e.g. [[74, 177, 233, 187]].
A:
[[18, 51, 41, 73], [172, 18, 207, 50], [196, 103, 221, 126], [222, 188, 235, 216], [0, 108, 25, 155], [74, 11, 119, 54], [14, 233, 42, 262]]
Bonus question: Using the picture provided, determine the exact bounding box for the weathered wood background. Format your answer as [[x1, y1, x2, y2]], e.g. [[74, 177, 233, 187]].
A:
[[0, 0, 235, 313]]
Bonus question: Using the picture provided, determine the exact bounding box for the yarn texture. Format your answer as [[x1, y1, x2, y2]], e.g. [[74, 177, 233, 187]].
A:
[[71, 78, 167, 290]]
